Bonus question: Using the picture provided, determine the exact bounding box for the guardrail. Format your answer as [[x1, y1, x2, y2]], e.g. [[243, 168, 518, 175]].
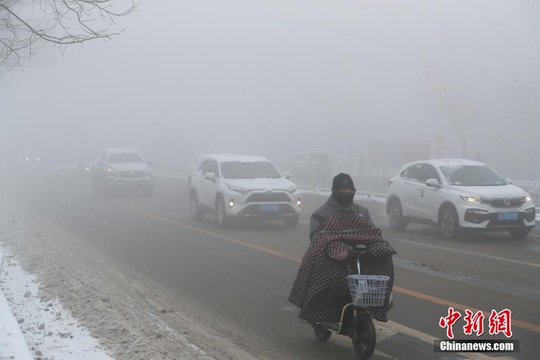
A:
[[297, 185, 387, 203]]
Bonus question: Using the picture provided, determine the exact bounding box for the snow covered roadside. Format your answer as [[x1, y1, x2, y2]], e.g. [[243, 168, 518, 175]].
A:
[[0, 198, 273, 360], [0, 249, 34, 360], [0, 246, 113, 360]]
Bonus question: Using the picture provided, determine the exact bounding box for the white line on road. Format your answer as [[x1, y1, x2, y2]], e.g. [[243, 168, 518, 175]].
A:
[[386, 236, 540, 269]]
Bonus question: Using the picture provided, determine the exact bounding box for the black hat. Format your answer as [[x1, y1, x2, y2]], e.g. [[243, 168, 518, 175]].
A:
[[332, 173, 355, 190]]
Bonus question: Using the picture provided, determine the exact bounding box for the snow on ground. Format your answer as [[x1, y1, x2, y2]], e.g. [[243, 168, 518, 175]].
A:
[[1, 246, 113, 360], [0, 199, 274, 360]]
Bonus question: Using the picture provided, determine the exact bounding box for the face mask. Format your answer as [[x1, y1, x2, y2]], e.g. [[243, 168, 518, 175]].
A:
[[333, 191, 355, 207]]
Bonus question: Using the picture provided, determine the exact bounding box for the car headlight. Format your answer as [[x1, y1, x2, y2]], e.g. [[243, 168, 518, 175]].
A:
[[229, 185, 249, 195], [106, 167, 119, 176], [460, 196, 482, 203], [524, 195, 532, 203], [288, 186, 298, 194]]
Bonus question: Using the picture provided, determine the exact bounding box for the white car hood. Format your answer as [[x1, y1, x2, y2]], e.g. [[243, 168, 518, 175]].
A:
[[108, 162, 150, 171], [455, 184, 528, 199], [224, 177, 295, 191]]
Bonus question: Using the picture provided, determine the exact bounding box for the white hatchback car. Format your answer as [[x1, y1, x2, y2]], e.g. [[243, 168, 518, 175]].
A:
[[189, 154, 301, 228], [386, 159, 536, 240]]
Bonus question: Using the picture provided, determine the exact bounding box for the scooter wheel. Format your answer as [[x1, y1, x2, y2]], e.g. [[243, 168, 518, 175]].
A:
[[313, 324, 332, 341], [352, 319, 376, 360]]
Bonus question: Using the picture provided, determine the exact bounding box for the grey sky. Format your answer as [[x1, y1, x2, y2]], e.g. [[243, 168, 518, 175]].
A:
[[2, 0, 540, 173]]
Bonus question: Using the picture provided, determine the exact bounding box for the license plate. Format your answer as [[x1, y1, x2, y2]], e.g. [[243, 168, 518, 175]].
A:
[[260, 204, 279, 212], [498, 212, 518, 221]]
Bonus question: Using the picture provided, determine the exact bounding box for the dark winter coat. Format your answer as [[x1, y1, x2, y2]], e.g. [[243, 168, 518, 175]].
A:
[[309, 195, 374, 240]]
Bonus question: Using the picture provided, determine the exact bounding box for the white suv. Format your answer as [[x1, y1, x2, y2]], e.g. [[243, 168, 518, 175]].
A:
[[189, 154, 301, 228], [386, 159, 535, 240], [92, 148, 154, 196]]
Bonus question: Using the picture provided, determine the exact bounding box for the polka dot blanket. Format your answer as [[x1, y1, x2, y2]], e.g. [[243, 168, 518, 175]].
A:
[[288, 214, 396, 323]]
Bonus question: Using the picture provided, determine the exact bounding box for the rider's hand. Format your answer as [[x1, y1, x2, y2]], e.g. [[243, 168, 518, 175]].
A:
[[330, 250, 348, 260]]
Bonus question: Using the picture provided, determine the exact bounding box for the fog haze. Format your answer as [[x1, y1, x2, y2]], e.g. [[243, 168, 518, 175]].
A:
[[2, 0, 540, 174]]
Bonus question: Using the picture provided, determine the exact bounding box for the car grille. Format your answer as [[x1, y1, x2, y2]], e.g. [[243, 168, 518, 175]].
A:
[[240, 204, 297, 216], [120, 170, 145, 178], [246, 192, 291, 203], [483, 197, 525, 208]]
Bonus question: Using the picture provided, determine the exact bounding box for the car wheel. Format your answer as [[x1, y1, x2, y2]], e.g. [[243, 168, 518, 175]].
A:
[[284, 216, 299, 228], [440, 206, 460, 240], [388, 200, 407, 232], [509, 228, 530, 240], [190, 193, 204, 221], [216, 198, 231, 228]]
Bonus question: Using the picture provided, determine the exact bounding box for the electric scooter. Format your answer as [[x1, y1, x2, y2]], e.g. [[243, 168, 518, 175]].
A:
[[311, 243, 389, 360]]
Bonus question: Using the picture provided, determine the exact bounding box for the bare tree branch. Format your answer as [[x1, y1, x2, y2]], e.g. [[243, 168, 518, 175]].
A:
[[0, 0, 138, 73]]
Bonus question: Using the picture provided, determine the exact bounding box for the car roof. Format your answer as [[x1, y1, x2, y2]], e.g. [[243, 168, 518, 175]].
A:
[[402, 158, 488, 169], [203, 154, 271, 163]]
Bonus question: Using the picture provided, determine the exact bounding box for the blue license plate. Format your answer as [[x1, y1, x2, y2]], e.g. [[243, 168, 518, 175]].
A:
[[260, 204, 279, 212], [498, 212, 518, 221]]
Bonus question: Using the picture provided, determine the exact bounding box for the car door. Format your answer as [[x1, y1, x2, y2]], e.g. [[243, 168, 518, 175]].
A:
[[417, 164, 442, 222], [202, 159, 220, 208], [194, 159, 211, 207], [398, 163, 423, 218]]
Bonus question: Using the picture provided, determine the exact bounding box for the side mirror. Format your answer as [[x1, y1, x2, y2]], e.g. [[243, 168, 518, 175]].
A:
[[506, 178, 513, 184], [425, 178, 441, 188], [204, 172, 216, 182], [282, 171, 291, 179]]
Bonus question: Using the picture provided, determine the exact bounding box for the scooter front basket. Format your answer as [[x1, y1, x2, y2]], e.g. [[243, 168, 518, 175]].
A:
[[346, 275, 389, 307]]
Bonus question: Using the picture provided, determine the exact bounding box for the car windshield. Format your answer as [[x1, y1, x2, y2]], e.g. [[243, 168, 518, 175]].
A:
[[108, 152, 143, 163], [440, 165, 507, 186], [220, 161, 281, 179]]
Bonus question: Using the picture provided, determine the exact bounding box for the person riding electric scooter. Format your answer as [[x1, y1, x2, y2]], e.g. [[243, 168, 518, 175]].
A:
[[288, 173, 396, 359]]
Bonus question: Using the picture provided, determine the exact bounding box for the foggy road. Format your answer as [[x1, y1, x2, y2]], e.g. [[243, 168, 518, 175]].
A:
[[3, 173, 539, 359]]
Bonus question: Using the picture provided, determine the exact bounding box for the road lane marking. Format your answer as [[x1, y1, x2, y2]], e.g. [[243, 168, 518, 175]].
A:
[[304, 220, 540, 269], [387, 236, 540, 269], [107, 202, 302, 262], [108, 202, 540, 336], [395, 286, 540, 334]]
